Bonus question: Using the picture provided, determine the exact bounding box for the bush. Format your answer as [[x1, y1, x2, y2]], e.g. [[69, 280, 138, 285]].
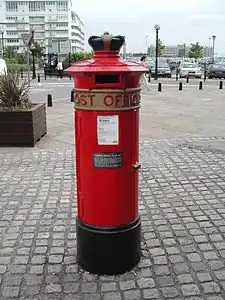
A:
[[7, 64, 28, 73], [63, 52, 93, 68], [0, 72, 31, 111]]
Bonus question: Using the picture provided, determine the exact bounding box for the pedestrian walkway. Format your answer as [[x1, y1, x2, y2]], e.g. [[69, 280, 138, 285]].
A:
[[0, 88, 225, 299]]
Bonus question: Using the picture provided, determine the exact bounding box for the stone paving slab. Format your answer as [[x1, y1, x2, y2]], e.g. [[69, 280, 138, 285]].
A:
[[1, 137, 225, 299]]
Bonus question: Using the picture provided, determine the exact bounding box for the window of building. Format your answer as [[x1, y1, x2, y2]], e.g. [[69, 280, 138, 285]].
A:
[[56, 30, 68, 36], [71, 25, 81, 31], [56, 1, 67, 11], [6, 16, 18, 20], [57, 22, 68, 28], [7, 32, 17, 35], [57, 15, 68, 21], [29, 1, 45, 12], [29, 16, 45, 23], [71, 13, 76, 21], [7, 39, 19, 43], [6, 1, 18, 12], [6, 23, 16, 28]]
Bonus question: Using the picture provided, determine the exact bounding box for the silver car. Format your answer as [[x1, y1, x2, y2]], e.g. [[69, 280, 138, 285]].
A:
[[179, 63, 202, 78]]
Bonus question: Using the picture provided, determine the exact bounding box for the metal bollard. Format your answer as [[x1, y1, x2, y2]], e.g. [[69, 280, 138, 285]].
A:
[[71, 90, 74, 102], [148, 73, 151, 83], [204, 70, 207, 82], [179, 82, 182, 91], [186, 75, 189, 84], [47, 94, 52, 107], [37, 74, 40, 83], [158, 82, 162, 92], [219, 81, 223, 90], [176, 69, 178, 81], [21, 69, 23, 80], [199, 81, 203, 90]]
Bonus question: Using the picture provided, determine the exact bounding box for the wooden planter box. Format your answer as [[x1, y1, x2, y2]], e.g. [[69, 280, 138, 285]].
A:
[[0, 103, 47, 147]]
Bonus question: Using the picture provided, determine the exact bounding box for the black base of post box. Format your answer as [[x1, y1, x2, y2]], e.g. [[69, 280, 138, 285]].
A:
[[76, 217, 141, 275]]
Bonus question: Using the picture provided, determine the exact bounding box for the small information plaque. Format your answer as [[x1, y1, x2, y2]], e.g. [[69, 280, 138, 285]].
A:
[[93, 152, 123, 168], [97, 115, 119, 145]]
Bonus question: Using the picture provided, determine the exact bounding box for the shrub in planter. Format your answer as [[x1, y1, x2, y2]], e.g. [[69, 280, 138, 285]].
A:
[[0, 72, 47, 146]]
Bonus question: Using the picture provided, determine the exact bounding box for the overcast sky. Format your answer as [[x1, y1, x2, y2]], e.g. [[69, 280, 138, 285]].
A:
[[73, 0, 225, 54]]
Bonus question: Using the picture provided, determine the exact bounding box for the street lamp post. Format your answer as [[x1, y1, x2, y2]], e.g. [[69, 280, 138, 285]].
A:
[[154, 24, 160, 80], [212, 35, 216, 64], [145, 35, 148, 55], [1, 29, 4, 58], [208, 37, 211, 58], [123, 42, 126, 60], [30, 30, 36, 79], [31, 47, 36, 79], [183, 43, 186, 58]]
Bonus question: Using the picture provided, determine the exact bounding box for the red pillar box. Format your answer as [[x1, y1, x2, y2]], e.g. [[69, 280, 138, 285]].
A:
[[66, 32, 148, 275]]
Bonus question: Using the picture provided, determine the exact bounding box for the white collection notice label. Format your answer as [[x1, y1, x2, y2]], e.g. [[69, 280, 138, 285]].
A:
[[97, 115, 119, 145]]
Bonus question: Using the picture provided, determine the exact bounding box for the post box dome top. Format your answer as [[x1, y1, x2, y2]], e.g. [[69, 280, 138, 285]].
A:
[[88, 32, 125, 52], [65, 32, 148, 74]]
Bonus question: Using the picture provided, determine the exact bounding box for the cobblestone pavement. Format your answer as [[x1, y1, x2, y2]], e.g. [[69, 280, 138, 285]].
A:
[[1, 136, 225, 299]]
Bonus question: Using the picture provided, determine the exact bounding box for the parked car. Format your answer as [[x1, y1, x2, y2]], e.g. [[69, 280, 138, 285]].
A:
[[179, 62, 202, 78], [168, 60, 180, 70], [149, 62, 172, 78], [207, 64, 225, 79]]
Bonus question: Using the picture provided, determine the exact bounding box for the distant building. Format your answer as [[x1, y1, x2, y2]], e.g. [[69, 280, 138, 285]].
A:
[[148, 44, 183, 57], [146, 44, 216, 59], [0, 0, 85, 53]]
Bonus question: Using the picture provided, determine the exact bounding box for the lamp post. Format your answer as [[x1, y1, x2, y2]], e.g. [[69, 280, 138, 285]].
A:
[[122, 42, 126, 60], [212, 35, 216, 64], [145, 35, 148, 55], [183, 43, 186, 58], [30, 45, 36, 79], [208, 37, 211, 59], [1, 29, 5, 58], [30, 30, 36, 79], [154, 24, 160, 80]]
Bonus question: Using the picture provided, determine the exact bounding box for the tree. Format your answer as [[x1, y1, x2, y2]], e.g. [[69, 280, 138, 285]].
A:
[[4, 46, 16, 59], [158, 39, 165, 57], [70, 51, 93, 63], [63, 51, 93, 69], [30, 42, 45, 58], [188, 42, 203, 60]]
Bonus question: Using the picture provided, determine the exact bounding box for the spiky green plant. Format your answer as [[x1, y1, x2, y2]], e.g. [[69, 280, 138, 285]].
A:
[[0, 72, 32, 111]]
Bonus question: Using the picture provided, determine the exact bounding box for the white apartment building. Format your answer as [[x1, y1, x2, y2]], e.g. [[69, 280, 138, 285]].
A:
[[0, 0, 85, 53]]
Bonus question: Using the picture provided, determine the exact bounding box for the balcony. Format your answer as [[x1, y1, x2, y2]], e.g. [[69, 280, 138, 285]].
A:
[[45, 27, 57, 30], [6, 34, 18, 38], [45, 18, 58, 23], [56, 27, 68, 31], [6, 24, 17, 29], [29, 20, 45, 24]]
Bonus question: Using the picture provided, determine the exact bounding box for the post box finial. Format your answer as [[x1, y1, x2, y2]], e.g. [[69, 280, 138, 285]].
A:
[[88, 33, 125, 52]]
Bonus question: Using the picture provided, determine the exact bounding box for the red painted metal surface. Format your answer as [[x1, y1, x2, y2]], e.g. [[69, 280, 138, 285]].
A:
[[66, 34, 147, 228], [66, 51, 146, 90], [75, 109, 139, 227]]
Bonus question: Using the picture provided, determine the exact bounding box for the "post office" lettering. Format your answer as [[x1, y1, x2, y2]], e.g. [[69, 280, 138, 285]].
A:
[[74, 91, 141, 109]]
